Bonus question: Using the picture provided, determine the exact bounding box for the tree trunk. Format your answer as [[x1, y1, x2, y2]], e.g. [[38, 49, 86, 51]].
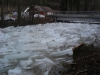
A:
[[32, 0, 37, 24], [84, 0, 88, 11], [60, 0, 67, 11], [1, 0, 4, 25], [76, 0, 80, 11], [29, 0, 37, 24], [18, 0, 21, 25]]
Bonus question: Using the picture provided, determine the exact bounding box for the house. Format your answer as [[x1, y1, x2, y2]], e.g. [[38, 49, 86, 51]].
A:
[[2, 6, 53, 20], [24, 5, 53, 17], [11, 6, 29, 18], [3, 6, 29, 20], [41, 6, 54, 15]]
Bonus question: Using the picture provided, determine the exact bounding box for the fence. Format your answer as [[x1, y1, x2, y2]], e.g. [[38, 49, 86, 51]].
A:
[[53, 11, 100, 15], [0, 11, 100, 28], [0, 17, 53, 28], [48, 11, 100, 23]]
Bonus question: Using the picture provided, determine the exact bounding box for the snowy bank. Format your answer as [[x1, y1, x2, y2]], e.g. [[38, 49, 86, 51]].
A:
[[0, 23, 100, 75]]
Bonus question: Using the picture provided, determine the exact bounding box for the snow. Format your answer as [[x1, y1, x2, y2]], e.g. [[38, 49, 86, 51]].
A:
[[34, 14, 45, 18], [24, 7, 29, 13], [0, 23, 100, 75], [24, 7, 45, 18], [19, 59, 34, 69]]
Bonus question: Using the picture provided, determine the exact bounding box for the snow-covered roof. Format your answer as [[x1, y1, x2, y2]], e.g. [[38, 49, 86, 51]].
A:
[[24, 5, 53, 12], [41, 6, 53, 12], [35, 5, 44, 11]]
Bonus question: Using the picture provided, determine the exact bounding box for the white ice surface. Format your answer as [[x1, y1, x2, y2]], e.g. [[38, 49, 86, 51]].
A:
[[0, 23, 100, 75]]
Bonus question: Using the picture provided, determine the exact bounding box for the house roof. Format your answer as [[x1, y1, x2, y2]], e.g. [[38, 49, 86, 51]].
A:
[[35, 6, 53, 12], [41, 6, 53, 12], [24, 5, 53, 12], [35, 6, 44, 11]]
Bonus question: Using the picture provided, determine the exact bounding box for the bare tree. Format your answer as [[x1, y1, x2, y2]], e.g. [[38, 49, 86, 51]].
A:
[[60, 0, 67, 11], [29, 0, 37, 24], [1, 0, 4, 25], [18, 0, 21, 25], [76, 0, 80, 11]]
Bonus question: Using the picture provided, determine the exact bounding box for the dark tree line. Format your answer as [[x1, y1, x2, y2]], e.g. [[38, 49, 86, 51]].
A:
[[0, 0, 100, 26], [60, 0, 100, 11], [1, 0, 99, 11]]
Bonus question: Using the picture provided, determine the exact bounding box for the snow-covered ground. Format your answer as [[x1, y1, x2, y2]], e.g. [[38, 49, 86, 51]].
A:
[[0, 23, 100, 75]]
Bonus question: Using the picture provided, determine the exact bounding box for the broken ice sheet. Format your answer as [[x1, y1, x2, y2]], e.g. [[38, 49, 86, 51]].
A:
[[0, 23, 99, 75], [50, 48, 73, 56]]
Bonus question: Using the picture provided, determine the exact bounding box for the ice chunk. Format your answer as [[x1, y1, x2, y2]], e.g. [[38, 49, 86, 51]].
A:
[[50, 48, 73, 56], [55, 58, 66, 63], [80, 32, 96, 44], [4, 52, 31, 60], [40, 37, 56, 44], [0, 61, 17, 73], [0, 59, 9, 64], [0, 47, 14, 55], [94, 27, 100, 46], [29, 53, 45, 61], [65, 37, 80, 47], [20, 43, 48, 51], [46, 40, 60, 48], [8, 67, 22, 75], [8, 67, 36, 75], [96, 27, 100, 40], [66, 60, 73, 63], [19, 59, 33, 69], [33, 58, 54, 75], [46, 37, 66, 48], [0, 31, 10, 42]]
